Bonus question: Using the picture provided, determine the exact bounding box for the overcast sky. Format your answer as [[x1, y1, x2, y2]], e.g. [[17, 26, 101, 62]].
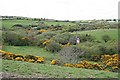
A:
[[0, 0, 119, 20]]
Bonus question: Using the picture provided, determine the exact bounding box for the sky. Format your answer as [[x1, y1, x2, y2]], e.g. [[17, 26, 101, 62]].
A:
[[0, 0, 119, 20]]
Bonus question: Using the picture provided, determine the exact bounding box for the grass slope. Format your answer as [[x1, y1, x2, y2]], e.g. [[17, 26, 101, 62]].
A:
[[2, 20, 37, 29], [2, 59, 118, 78], [2, 46, 57, 61], [2, 20, 75, 29], [72, 29, 118, 41]]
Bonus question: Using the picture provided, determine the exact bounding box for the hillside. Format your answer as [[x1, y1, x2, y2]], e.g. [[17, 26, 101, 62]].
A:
[[72, 29, 118, 41], [1, 17, 119, 78], [2, 59, 118, 78]]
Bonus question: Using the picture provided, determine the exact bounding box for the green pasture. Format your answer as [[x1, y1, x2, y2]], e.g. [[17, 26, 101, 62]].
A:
[[2, 20, 76, 29], [72, 29, 118, 41], [2, 46, 57, 61], [2, 20, 38, 29], [44, 21, 76, 26], [2, 59, 118, 78]]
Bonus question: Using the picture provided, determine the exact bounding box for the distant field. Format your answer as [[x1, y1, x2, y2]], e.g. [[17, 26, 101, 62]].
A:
[[72, 29, 118, 41], [44, 21, 76, 26], [2, 20, 76, 29], [2, 20, 38, 29], [2, 46, 57, 61], [2, 59, 118, 78]]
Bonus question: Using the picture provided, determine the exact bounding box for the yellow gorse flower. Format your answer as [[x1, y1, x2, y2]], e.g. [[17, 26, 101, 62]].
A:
[[1, 50, 44, 63], [51, 60, 57, 65]]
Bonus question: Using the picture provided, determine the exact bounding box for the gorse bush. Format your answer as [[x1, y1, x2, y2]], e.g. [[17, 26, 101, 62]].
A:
[[53, 33, 71, 45], [102, 34, 111, 43], [77, 34, 95, 42], [2, 31, 38, 46], [45, 41, 61, 53], [80, 40, 117, 60], [2, 31, 24, 46], [41, 31, 56, 39]]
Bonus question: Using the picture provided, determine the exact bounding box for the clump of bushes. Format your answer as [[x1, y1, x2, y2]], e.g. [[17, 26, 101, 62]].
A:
[[79, 40, 117, 60], [58, 46, 85, 64], [77, 34, 95, 42], [101, 34, 111, 43], [2, 31, 34, 46], [53, 32, 71, 45], [45, 41, 61, 53]]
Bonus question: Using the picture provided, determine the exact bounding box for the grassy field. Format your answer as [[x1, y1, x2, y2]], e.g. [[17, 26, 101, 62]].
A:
[[1, 46, 118, 78], [2, 46, 57, 61], [72, 29, 118, 41], [1, 19, 119, 78], [44, 21, 76, 26], [2, 20, 38, 29], [2, 59, 118, 78], [2, 20, 76, 29]]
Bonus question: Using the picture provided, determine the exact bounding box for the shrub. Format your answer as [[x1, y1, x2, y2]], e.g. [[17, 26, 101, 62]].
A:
[[50, 60, 57, 65], [102, 35, 111, 43], [53, 33, 71, 45], [42, 31, 56, 39], [77, 34, 95, 42], [12, 24, 23, 28], [38, 29, 47, 34], [80, 41, 117, 59], [45, 41, 61, 53], [58, 46, 85, 64], [69, 35, 76, 45], [3, 31, 22, 46], [36, 35, 47, 47], [35, 56, 44, 63], [24, 55, 36, 62], [2, 31, 35, 46]]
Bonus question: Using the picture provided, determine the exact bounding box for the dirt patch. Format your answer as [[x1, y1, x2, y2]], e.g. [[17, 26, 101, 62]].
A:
[[1, 72, 48, 78]]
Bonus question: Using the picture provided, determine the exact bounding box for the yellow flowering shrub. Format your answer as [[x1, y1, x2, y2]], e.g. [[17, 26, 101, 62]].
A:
[[64, 60, 104, 71], [60, 43, 71, 48], [101, 55, 112, 62], [64, 63, 74, 67], [36, 56, 44, 63], [74, 64, 84, 68], [101, 54, 119, 66], [93, 63, 104, 70], [1, 50, 16, 60], [43, 40, 50, 45], [0, 50, 7, 54], [28, 59, 35, 62], [15, 57, 24, 61], [101, 54, 119, 72], [39, 29, 47, 33], [1, 50, 44, 63], [51, 60, 57, 65]]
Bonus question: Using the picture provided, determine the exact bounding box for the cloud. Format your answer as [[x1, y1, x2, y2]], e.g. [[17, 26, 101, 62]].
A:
[[0, 0, 119, 20]]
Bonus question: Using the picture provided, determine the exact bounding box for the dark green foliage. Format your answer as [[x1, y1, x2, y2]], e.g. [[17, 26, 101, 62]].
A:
[[12, 24, 23, 28], [69, 35, 76, 45], [45, 41, 61, 53], [2, 31, 32, 46], [42, 32, 56, 39], [53, 33, 71, 45], [25, 55, 35, 59], [35, 35, 47, 47], [80, 40, 117, 60], [102, 35, 111, 43], [78, 34, 95, 42]]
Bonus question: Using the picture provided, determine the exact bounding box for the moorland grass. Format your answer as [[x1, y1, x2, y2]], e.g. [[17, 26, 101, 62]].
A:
[[2, 59, 118, 78]]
